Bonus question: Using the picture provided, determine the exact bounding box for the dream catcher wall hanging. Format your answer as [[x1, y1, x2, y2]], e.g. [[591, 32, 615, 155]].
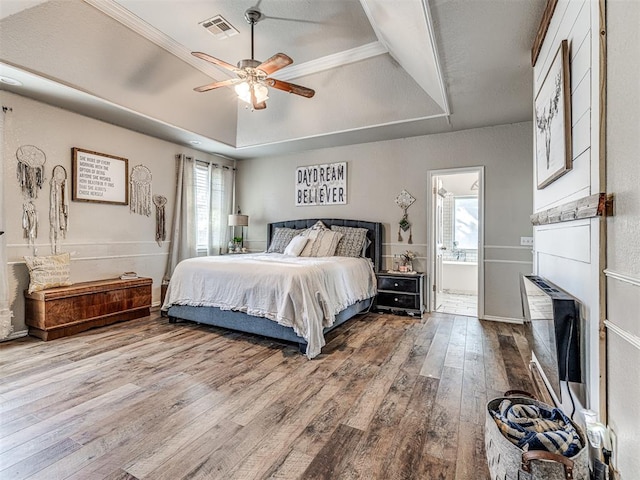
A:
[[49, 165, 69, 254], [130, 164, 152, 216], [16, 145, 46, 198], [153, 194, 167, 247], [395, 189, 416, 244], [22, 201, 38, 246]]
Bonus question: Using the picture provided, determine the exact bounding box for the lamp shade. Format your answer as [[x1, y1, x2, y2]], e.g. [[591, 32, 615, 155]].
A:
[[234, 81, 269, 105], [228, 214, 249, 227]]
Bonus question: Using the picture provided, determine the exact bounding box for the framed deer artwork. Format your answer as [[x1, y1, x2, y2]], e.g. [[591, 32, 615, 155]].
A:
[[534, 39, 572, 189]]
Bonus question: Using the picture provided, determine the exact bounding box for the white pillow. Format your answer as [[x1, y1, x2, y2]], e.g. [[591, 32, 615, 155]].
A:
[[300, 230, 343, 257], [283, 236, 308, 256], [23, 252, 72, 294]]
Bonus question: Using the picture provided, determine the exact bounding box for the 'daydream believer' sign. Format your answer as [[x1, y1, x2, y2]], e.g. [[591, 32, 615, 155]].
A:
[[295, 162, 347, 206]]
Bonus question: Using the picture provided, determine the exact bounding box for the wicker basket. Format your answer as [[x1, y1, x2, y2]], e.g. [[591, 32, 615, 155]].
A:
[[485, 396, 589, 480]]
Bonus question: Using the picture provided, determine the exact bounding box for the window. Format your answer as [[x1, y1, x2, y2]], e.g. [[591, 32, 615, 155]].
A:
[[195, 162, 210, 251], [454, 196, 478, 249], [194, 161, 230, 255]]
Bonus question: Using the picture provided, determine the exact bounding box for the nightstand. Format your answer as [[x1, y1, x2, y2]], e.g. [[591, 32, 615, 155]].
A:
[[375, 271, 425, 316]]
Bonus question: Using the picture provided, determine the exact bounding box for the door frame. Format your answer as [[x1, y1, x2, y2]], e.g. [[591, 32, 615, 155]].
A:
[[427, 166, 485, 318]]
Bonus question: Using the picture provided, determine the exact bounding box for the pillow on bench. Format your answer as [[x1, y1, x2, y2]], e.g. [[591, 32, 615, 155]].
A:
[[23, 252, 72, 293]]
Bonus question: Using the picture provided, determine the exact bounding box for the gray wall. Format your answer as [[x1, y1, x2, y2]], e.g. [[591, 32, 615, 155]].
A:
[[605, 1, 640, 478], [236, 122, 533, 321], [1, 91, 233, 336]]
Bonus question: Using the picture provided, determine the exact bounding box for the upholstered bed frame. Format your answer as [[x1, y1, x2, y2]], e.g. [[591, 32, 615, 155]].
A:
[[167, 218, 383, 353]]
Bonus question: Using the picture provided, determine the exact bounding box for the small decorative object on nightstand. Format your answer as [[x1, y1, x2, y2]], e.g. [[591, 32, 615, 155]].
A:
[[375, 271, 425, 316]]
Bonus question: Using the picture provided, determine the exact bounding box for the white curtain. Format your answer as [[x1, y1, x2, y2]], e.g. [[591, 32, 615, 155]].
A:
[[164, 154, 234, 280], [0, 106, 13, 339], [206, 164, 234, 256], [164, 155, 196, 281]]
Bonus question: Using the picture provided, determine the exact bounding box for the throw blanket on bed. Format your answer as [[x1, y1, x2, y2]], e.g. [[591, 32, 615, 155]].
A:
[[162, 253, 377, 359], [490, 399, 583, 457]]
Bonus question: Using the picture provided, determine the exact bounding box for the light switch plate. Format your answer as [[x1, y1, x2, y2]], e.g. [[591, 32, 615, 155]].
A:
[[520, 236, 534, 246]]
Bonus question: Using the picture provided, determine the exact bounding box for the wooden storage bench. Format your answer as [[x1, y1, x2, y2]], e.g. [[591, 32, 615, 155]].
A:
[[25, 277, 152, 340]]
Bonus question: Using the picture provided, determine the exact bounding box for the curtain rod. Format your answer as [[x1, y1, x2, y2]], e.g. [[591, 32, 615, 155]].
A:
[[193, 158, 235, 170]]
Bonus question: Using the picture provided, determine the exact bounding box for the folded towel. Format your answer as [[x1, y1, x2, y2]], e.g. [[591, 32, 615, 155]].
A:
[[490, 399, 583, 457]]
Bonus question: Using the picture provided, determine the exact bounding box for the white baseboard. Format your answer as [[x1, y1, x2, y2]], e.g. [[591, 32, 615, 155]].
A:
[[0, 329, 29, 342], [481, 315, 523, 324]]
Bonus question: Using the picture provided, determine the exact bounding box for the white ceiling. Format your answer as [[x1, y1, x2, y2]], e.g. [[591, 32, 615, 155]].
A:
[[0, 0, 545, 160]]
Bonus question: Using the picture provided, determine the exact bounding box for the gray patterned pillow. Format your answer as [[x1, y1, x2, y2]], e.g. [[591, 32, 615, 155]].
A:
[[267, 228, 301, 253], [331, 225, 368, 257]]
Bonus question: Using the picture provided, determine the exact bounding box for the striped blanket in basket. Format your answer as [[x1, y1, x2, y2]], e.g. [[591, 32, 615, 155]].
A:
[[490, 399, 583, 457]]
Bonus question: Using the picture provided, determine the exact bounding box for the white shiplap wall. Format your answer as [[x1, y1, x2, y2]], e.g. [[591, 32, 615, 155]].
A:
[[532, 0, 604, 415]]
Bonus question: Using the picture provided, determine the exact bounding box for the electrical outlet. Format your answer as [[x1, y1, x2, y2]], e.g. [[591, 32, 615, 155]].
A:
[[520, 236, 534, 246]]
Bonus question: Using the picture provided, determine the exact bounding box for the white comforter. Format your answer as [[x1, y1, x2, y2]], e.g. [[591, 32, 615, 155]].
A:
[[162, 253, 377, 358]]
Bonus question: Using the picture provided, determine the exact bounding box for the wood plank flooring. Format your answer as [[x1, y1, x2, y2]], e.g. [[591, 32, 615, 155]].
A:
[[0, 311, 533, 479]]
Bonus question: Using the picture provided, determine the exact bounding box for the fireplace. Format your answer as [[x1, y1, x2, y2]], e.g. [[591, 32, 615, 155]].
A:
[[520, 275, 582, 404]]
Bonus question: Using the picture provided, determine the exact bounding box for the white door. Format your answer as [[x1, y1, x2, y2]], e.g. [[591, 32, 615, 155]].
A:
[[428, 168, 484, 317], [434, 178, 445, 310]]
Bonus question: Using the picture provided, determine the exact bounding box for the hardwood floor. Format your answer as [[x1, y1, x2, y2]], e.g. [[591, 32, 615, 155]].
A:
[[0, 311, 533, 479]]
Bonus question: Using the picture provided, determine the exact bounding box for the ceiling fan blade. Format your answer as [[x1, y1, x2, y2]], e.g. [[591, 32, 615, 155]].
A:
[[260, 15, 323, 25], [257, 53, 293, 75], [266, 78, 315, 98], [193, 78, 241, 93], [191, 52, 238, 72]]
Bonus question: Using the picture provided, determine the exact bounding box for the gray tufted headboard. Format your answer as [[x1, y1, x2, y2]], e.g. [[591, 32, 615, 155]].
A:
[[267, 218, 384, 272]]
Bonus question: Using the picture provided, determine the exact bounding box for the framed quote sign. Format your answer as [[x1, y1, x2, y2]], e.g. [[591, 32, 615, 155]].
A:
[[72, 148, 129, 205], [295, 162, 347, 206]]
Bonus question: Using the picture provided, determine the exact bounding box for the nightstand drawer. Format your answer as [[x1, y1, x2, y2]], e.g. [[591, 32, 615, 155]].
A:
[[377, 292, 420, 310], [377, 276, 420, 293]]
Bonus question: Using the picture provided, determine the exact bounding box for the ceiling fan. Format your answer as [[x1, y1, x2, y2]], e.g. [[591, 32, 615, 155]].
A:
[[192, 8, 315, 110]]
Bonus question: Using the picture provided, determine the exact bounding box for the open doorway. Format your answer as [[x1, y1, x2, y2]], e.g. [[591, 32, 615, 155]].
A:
[[428, 167, 484, 317]]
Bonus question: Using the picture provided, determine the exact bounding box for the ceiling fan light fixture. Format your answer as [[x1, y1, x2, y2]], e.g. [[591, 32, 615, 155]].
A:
[[234, 81, 269, 105], [191, 7, 314, 108]]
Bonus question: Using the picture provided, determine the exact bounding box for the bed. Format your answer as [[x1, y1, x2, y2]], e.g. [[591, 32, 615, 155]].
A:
[[163, 219, 383, 358]]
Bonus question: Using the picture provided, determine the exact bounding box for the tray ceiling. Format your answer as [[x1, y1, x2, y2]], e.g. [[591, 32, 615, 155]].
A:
[[0, 0, 545, 159]]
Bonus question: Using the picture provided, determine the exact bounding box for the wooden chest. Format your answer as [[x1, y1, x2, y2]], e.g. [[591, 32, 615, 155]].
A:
[[25, 277, 152, 340]]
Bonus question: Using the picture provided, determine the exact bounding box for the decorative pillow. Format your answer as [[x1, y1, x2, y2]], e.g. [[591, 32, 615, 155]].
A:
[[300, 229, 343, 257], [283, 236, 308, 256], [267, 228, 301, 253], [23, 252, 72, 294], [332, 226, 369, 257], [361, 237, 372, 257], [307, 220, 328, 231]]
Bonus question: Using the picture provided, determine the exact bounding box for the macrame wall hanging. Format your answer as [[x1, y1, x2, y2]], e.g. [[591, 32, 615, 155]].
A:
[[49, 165, 69, 254], [16, 145, 46, 199], [395, 189, 416, 244], [130, 164, 152, 217], [22, 201, 38, 246], [153, 194, 167, 247]]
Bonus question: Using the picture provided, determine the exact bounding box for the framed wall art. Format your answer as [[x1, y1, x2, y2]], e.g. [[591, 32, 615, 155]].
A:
[[295, 162, 347, 206], [534, 39, 572, 189], [72, 148, 129, 205]]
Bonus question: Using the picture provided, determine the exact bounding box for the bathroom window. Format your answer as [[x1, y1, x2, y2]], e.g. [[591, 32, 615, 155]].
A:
[[454, 196, 478, 250]]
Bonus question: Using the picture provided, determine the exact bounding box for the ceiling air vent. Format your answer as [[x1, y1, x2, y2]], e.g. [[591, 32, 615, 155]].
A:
[[200, 15, 239, 39]]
